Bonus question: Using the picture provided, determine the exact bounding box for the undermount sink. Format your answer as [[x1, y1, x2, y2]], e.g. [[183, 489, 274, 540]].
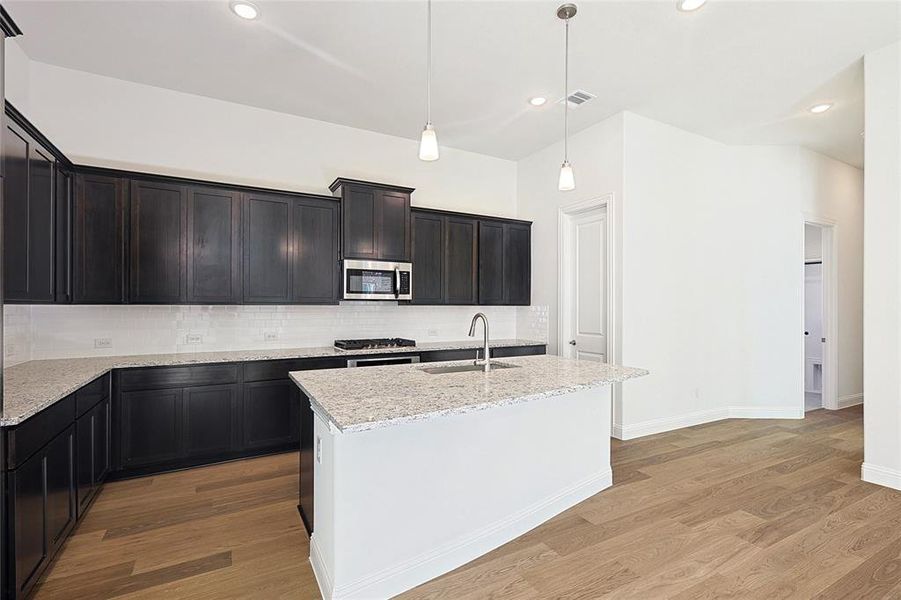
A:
[[421, 362, 520, 375]]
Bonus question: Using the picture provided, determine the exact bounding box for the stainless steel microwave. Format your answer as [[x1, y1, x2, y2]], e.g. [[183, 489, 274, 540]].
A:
[[342, 259, 412, 301]]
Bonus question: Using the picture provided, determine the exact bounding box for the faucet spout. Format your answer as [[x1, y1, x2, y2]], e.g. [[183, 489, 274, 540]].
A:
[[468, 312, 491, 372]]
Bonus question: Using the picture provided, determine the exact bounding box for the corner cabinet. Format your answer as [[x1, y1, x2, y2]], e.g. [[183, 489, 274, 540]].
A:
[[330, 178, 412, 262], [3, 115, 57, 303], [73, 173, 128, 303], [478, 219, 531, 306]]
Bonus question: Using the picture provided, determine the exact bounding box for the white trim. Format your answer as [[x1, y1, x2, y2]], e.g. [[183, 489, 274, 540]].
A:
[[310, 534, 334, 600], [327, 469, 613, 599], [614, 406, 805, 440], [802, 215, 839, 411], [837, 393, 863, 409], [862, 463, 901, 491], [557, 193, 618, 432]]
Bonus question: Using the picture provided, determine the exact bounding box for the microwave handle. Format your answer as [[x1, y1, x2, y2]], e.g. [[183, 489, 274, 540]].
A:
[[395, 267, 400, 298]]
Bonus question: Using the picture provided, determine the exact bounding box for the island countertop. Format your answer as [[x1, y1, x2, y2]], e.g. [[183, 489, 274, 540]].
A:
[[1, 339, 544, 426], [290, 355, 648, 433]]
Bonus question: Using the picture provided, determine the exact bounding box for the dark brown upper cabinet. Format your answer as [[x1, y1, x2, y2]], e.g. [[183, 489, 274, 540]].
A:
[[478, 219, 531, 306], [3, 118, 56, 303], [54, 167, 74, 304], [187, 187, 242, 304], [73, 173, 127, 304], [291, 196, 340, 304], [243, 191, 292, 304], [330, 178, 412, 262], [411, 209, 479, 305], [129, 180, 187, 304]]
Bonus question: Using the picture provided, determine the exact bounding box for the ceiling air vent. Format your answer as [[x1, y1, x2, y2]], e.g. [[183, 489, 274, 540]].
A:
[[559, 89, 596, 108]]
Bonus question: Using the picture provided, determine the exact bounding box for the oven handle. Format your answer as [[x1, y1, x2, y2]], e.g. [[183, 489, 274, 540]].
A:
[[347, 355, 420, 367], [395, 267, 401, 298]]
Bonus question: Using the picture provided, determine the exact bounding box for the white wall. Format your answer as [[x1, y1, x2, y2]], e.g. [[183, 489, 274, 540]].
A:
[[862, 41, 901, 490], [799, 148, 864, 404], [517, 110, 863, 438]]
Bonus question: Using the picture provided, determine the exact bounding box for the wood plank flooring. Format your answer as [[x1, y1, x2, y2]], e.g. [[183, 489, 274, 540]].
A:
[[36, 405, 899, 600]]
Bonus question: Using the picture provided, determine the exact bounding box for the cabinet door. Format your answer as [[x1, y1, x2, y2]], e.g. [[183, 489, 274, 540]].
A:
[[411, 211, 444, 304], [75, 414, 94, 516], [4, 123, 55, 302], [74, 174, 127, 303], [342, 186, 377, 259], [93, 396, 110, 484], [130, 180, 187, 303], [292, 197, 339, 303], [243, 192, 292, 303], [377, 190, 411, 261], [445, 217, 478, 304], [243, 380, 298, 449], [12, 451, 46, 596], [120, 388, 184, 468], [55, 167, 73, 303], [478, 221, 505, 305], [45, 426, 75, 552], [504, 223, 531, 305], [183, 384, 238, 457], [187, 187, 241, 303]]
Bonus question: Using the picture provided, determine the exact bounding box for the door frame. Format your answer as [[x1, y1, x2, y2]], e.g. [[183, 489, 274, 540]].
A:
[[557, 194, 618, 364], [802, 215, 838, 411]]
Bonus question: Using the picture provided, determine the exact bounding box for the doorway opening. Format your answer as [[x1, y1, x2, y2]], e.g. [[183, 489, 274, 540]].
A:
[[802, 219, 837, 412]]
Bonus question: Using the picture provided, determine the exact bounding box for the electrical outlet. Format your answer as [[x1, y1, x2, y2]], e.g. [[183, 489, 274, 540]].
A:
[[185, 333, 203, 345], [94, 338, 112, 349], [427, 328, 439, 337], [316, 436, 323, 464], [4, 344, 16, 357], [264, 331, 279, 342]]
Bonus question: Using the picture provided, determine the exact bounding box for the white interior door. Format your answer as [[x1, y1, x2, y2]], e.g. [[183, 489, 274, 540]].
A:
[[804, 262, 824, 393], [567, 208, 607, 362]]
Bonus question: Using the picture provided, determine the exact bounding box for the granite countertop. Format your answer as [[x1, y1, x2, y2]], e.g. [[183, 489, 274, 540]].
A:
[[1, 339, 545, 427], [291, 354, 648, 433]]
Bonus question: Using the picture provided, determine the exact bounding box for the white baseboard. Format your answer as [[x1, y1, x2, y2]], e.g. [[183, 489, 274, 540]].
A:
[[325, 469, 613, 599], [613, 405, 805, 441], [862, 462, 901, 490], [837, 393, 863, 409], [310, 534, 334, 600]]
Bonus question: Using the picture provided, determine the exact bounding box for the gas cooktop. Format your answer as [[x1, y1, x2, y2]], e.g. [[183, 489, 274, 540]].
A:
[[334, 338, 416, 351]]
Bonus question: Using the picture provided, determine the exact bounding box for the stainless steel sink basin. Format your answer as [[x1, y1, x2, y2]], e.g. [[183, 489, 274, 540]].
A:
[[421, 362, 520, 375]]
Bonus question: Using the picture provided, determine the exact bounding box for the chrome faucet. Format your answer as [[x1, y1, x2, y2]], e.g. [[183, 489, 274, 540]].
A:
[[468, 312, 491, 372]]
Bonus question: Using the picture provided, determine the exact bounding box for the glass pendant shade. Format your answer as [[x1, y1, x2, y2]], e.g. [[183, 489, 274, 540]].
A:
[[558, 160, 575, 191], [419, 124, 439, 161]]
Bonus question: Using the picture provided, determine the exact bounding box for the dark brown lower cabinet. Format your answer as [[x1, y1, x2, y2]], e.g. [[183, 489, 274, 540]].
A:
[[184, 384, 239, 457], [76, 395, 110, 517], [243, 380, 298, 449], [7, 424, 76, 599]]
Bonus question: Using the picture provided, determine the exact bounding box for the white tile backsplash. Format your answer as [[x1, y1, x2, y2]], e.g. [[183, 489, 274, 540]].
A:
[[20, 303, 539, 360], [3, 305, 32, 366]]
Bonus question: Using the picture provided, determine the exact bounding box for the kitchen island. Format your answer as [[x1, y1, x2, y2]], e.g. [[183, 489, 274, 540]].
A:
[[290, 354, 647, 599]]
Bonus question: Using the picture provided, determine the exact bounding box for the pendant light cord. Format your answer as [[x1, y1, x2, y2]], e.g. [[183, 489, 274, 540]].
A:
[[563, 16, 569, 162], [427, 0, 432, 127]]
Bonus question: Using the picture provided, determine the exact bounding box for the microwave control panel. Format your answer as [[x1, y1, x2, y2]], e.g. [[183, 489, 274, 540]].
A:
[[399, 271, 411, 295]]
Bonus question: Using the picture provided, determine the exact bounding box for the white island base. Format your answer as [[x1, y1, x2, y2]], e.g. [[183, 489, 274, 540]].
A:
[[309, 385, 612, 599]]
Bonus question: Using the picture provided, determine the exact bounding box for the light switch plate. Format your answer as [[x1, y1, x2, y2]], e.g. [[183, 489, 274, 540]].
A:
[[94, 338, 112, 349], [264, 331, 279, 341], [185, 333, 203, 345]]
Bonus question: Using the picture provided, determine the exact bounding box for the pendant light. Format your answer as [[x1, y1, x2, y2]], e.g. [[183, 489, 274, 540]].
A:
[[419, 0, 439, 161], [557, 3, 577, 191]]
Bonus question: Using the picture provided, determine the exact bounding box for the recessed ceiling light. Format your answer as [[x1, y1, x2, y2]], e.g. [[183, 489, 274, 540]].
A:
[[529, 97, 547, 107], [809, 103, 833, 114], [230, 1, 260, 20], [677, 0, 707, 12]]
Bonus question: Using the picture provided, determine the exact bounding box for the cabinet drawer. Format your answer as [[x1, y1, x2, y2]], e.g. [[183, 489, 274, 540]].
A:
[[7, 394, 76, 470], [75, 372, 110, 417], [419, 349, 479, 363], [118, 364, 239, 391], [244, 357, 345, 382]]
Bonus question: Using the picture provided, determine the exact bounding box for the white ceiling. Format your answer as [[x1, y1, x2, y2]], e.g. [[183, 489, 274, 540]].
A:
[[6, 1, 899, 166]]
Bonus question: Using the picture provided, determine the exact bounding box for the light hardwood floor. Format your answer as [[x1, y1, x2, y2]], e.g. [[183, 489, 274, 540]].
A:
[[37, 405, 898, 599]]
